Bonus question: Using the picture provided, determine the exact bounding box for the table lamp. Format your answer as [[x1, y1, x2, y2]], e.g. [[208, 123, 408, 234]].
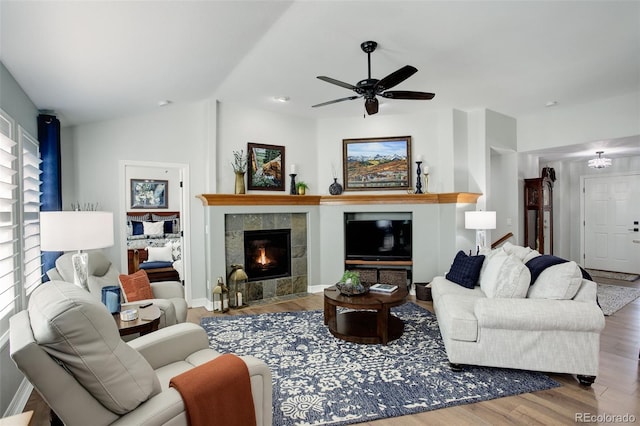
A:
[[465, 211, 496, 253], [40, 211, 114, 289]]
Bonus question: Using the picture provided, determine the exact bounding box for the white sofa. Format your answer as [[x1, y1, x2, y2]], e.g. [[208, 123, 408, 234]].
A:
[[432, 243, 605, 385]]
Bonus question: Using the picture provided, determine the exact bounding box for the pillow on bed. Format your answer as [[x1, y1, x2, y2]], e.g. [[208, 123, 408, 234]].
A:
[[127, 213, 150, 222], [147, 246, 173, 262], [152, 213, 178, 221], [143, 221, 164, 236], [131, 221, 144, 236]]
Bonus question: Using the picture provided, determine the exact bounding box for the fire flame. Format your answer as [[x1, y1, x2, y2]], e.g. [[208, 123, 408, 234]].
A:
[[258, 247, 268, 266]]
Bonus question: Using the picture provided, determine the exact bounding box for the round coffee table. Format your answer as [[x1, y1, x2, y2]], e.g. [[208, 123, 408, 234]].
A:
[[323, 286, 408, 345], [113, 305, 162, 337]]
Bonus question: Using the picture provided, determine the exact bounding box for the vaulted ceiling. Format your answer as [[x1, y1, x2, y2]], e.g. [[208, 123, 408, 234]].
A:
[[1, 1, 639, 159]]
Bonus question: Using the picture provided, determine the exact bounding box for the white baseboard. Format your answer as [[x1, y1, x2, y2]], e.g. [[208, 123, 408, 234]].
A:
[[191, 297, 213, 311], [3, 378, 33, 418], [308, 284, 330, 294]]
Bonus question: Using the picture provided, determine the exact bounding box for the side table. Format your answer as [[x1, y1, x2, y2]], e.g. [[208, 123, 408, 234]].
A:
[[113, 305, 161, 337]]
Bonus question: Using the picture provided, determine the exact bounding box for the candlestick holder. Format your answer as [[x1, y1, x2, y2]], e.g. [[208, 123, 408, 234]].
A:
[[415, 161, 423, 194], [424, 173, 429, 193], [289, 174, 297, 195]]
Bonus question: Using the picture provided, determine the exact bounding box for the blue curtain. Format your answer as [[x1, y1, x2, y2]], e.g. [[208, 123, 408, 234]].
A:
[[38, 114, 62, 279]]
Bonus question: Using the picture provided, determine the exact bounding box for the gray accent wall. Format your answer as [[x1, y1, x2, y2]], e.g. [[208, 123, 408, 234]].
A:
[[0, 61, 38, 416]]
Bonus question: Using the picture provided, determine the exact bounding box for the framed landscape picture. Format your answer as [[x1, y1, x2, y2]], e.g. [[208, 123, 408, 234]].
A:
[[248, 143, 285, 191], [343, 136, 412, 191], [130, 179, 168, 208]]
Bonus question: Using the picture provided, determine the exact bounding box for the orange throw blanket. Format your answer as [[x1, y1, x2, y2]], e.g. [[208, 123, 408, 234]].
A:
[[170, 354, 256, 426]]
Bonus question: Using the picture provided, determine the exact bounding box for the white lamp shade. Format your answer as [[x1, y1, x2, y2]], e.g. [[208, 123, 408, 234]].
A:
[[40, 211, 114, 251], [465, 211, 496, 230]]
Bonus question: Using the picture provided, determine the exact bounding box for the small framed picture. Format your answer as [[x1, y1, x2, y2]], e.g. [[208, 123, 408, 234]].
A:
[[343, 136, 412, 191], [130, 179, 168, 209], [247, 143, 285, 191]]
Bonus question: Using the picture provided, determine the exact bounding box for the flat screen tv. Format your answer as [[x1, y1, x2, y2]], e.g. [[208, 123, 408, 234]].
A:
[[344, 219, 412, 261]]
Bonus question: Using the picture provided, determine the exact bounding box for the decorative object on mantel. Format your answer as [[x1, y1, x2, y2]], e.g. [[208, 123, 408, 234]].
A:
[[231, 149, 247, 194], [335, 270, 369, 295], [415, 155, 424, 194], [423, 165, 430, 193], [343, 136, 412, 191], [248, 142, 285, 191], [296, 181, 309, 195], [289, 164, 297, 195], [227, 264, 248, 308], [329, 178, 343, 195], [328, 164, 343, 195]]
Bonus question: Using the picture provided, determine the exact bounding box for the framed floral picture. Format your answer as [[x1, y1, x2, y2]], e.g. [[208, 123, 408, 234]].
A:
[[130, 179, 168, 208], [247, 143, 285, 191], [343, 136, 412, 191]]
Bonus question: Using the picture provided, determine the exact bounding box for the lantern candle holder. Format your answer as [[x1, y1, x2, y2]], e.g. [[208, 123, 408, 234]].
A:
[[228, 264, 248, 308], [212, 277, 229, 313]]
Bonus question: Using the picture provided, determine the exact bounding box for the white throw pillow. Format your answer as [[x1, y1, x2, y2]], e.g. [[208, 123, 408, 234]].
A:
[[479, 249, 508, 297], [480, 250, 529, 298], [147, 246, 173, 262], [502, 242, 534, 262], [527, 261, 583, 300], [143, 221, 164, 236], [492, 255, 530, 298]]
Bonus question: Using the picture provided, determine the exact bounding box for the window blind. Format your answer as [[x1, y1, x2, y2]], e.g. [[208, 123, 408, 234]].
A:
[[0, 112, 18, 335], [19, 127, 42, 295]]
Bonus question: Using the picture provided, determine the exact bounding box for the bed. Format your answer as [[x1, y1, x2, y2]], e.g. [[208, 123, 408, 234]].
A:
[[125, 211, 183, 282]]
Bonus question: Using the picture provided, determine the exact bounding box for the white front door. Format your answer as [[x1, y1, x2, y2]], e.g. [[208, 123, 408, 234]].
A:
[[583, 173, 640, 274]]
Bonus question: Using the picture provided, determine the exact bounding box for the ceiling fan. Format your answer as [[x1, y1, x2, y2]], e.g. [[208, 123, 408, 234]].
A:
[[312, 41, 435, 115]]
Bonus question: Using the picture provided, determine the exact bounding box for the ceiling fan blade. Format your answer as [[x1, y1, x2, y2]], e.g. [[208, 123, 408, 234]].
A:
[[365, 98, 379, 115], [317, 76, 358, 91], [312, 95, 361, 108], [381, 90, 435, 100], [375, 65, 418, 91]]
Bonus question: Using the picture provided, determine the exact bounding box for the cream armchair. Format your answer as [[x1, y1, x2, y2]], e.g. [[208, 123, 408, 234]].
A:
[[10, 280, 273, 426], [47, 252, 187, 327]]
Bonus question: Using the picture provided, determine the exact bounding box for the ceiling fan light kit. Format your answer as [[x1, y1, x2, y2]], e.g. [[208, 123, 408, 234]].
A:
[[312, 40, 435, 115]]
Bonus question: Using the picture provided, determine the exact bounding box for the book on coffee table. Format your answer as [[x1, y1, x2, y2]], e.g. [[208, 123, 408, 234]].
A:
[[369, 283, 398, 293]]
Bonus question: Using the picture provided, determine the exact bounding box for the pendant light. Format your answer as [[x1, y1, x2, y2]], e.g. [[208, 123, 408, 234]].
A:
[[587, 151, 612, 169]]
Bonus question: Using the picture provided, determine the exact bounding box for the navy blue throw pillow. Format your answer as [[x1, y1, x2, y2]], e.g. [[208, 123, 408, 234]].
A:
[[525, 255, 568, 285], [131, 221, 144, 236], [445, 250, 485, 289]]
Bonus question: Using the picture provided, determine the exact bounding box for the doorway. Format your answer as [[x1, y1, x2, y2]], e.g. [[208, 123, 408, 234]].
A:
[[119, 160, 192, 303], [582, 173, 640, 274]]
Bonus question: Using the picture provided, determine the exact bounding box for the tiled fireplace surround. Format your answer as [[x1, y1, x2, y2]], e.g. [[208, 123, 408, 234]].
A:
[[224, 212, 308, 303], [199, 193, 480, 309]]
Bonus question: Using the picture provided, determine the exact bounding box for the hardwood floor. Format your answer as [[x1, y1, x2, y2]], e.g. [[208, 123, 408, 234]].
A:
[[24, 276, 639, 425]]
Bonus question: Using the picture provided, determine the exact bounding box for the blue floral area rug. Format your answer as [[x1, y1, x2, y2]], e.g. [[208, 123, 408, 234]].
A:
[[201, 303, 559, 425]]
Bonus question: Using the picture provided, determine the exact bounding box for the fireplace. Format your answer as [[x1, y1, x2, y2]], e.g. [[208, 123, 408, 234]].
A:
[[244, 229, 291, 281]]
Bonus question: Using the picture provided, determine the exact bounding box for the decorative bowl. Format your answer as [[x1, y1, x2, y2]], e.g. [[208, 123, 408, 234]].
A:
[[335, 282, 369, 296]]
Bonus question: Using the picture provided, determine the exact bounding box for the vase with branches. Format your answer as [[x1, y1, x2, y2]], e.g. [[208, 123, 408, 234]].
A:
[[232, 150, 247, 194]]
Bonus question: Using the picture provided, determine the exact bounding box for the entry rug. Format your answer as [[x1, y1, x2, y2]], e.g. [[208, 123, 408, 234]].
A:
[[201, 303, 559, 426], [597, 283, 640, 315], [587, 269, 640, 282]]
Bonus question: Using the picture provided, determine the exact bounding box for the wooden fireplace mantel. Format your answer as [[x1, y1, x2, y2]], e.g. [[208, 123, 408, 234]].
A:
[[196, 192, 481, 207]]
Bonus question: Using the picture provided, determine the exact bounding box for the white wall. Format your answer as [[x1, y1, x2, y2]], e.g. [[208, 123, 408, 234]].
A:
[[216, 102, 317, 194], [517, 92, 640, 151], [62, 101, 210, 301], [316, 110, 447, 193]]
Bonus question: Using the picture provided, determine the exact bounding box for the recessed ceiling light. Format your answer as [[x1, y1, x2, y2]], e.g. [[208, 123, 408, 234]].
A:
[[273, 96, 290, 103], [158, 100, 172, 107], [545, 101, 558, 107]]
